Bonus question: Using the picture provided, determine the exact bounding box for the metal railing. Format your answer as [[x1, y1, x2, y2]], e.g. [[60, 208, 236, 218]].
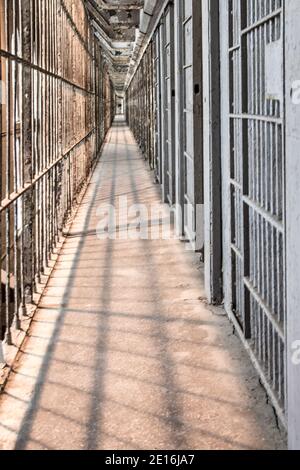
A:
[[0, 0, 114, 345]]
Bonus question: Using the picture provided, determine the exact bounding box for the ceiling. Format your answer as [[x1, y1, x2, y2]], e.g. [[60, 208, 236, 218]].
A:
[[85, 0, 146, 94]]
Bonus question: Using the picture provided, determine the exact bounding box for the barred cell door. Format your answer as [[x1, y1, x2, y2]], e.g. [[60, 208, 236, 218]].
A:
[[161, 5, 176, 205], [220, 0, 286, 423], [153, 30, 162, 183]]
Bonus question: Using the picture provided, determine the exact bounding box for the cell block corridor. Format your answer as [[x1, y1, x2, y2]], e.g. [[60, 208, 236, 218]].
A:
[[0, 0, 300, 451]]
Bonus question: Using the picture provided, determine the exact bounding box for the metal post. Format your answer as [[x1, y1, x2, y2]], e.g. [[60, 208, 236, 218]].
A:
[[203, 0, 222, 304], [22, 0, 34, 309]]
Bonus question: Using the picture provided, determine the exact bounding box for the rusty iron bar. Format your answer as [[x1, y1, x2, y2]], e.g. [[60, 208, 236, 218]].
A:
[[0, 0, 114, 347]]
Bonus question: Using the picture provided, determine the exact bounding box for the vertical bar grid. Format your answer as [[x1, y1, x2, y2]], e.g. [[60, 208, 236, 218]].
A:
[[126, 35, 155, 172], [227, 0, 286, 414], [0, 0, 113, 350]]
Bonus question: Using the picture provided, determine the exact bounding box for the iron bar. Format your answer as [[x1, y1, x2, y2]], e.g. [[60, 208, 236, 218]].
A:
[[0, 0, 114, 347]]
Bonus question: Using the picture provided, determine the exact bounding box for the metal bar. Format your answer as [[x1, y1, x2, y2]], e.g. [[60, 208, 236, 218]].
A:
[[220, 0, 286, 427], [0, 50, 96, 95], [241, 8, 282, 36], [229, 112, 282, 124], [0, 0, 113, 353], [0, 127, 97, 214], [5, 0, 12, 344], [243, 195, 284, 233]]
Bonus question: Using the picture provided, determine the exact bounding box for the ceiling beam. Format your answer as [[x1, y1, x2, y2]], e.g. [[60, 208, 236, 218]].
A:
[[94, 0, 144, 10]]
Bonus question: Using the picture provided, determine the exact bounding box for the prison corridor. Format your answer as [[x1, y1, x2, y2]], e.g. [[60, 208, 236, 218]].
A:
[[0, 119, 283, 450]]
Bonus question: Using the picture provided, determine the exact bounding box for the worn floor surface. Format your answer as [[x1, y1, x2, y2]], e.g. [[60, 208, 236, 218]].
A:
[[0, 118, 285, 450]]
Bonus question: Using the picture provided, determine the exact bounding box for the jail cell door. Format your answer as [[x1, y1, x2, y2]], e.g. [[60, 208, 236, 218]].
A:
[[220, 0, 286, 422], [162, 5, 176, 205], [182, 0, 202, 248], [153, 30, 162, 183]]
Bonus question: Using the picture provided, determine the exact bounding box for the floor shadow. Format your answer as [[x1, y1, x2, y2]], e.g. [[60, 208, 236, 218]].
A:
[[121, 126, 188, 448], [4, 120, 282, 451], [13, 129, 114, 450]]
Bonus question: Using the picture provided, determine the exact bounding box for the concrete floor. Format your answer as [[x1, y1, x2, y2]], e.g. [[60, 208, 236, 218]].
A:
[[0, 118, 285, 450]]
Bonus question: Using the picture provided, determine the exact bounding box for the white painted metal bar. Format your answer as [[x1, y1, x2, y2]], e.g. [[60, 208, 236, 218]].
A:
[[220, 0, 286, 426]]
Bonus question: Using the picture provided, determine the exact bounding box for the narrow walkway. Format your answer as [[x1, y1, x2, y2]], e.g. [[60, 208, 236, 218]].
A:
[[0, 119, 284, 450]]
